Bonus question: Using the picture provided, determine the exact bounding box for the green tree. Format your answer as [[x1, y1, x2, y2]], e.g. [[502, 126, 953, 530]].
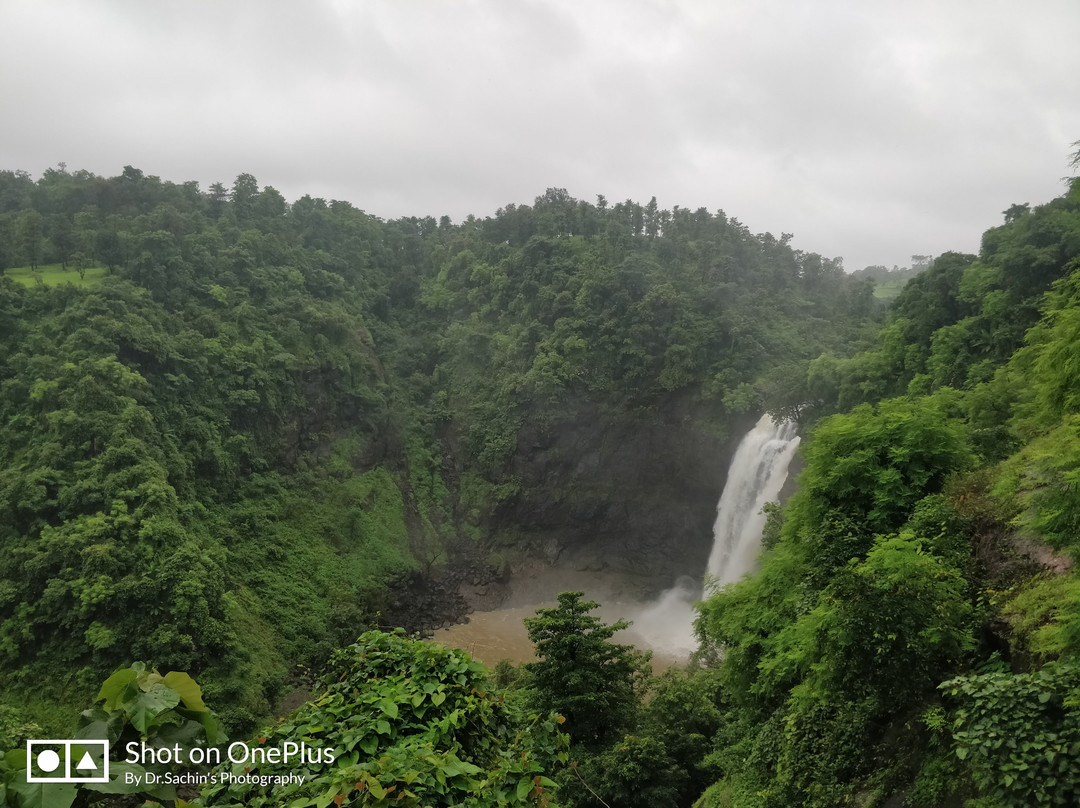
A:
[[523, 592, 651, 750], [16, 209, 44, 269], [786, 395, 973, 539], [569, 735, 686, 808]]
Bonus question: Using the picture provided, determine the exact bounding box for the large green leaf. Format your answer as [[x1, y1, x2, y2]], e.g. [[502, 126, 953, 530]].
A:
[[377, 698, 399, 719], [7, 756, 78, 808], [163, 671, 208, 712], [125, 682, 181, 733], [516, 776, 534, 800], [96, 668, 138, 711], [155, 718, 207, 747]]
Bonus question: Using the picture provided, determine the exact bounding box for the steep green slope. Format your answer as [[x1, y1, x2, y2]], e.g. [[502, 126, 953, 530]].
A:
[[0, 273, 410, 730], [396, 193, 879, 576], [694, 173, 1080, 807]]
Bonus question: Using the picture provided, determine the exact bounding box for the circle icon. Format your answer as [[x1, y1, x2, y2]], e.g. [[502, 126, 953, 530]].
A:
[[37, 749, 61, 773]]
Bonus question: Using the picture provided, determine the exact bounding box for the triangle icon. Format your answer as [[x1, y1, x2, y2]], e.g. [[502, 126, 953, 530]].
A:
[[76, 751, 97, 771]]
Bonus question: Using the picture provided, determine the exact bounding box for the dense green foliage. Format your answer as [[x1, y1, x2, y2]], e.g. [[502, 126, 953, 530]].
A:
[[0, 636, 567, 808], [197, 631, 567, 808], [558, 667, 726, 808], [0, 165, 878, 735], [0, 238, 412, 730], [516, 596, 726, 808], [4, 158, 1080, 807], [692, 171, 1080, 807], [1, 662, 223, 808], [696, 409, 977, 807], [942, 661, 1080, 807], [803, 179, 1080, 420]]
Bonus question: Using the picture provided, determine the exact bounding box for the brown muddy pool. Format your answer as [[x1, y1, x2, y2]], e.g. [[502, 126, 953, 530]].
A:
[[431, 565, 701, 670]]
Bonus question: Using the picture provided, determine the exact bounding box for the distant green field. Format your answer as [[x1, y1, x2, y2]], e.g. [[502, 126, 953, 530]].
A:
[[872, 277, 908, 300], [3, 263, 108, 288]]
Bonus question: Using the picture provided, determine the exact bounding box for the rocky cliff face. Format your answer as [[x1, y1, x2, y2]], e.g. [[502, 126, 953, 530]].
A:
[[384, 392, 782, 632], [495, 396, 753, 584]]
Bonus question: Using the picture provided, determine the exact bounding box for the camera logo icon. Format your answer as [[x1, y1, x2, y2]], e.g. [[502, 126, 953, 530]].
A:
[[25, 740, 110, 783]]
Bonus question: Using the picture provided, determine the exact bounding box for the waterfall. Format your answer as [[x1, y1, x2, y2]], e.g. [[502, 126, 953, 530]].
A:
[[626, 413, 800, 657], [705, 414, 801, 590]]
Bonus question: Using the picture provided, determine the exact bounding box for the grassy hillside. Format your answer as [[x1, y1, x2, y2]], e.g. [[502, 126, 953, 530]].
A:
[[3, 263, 107, 287]]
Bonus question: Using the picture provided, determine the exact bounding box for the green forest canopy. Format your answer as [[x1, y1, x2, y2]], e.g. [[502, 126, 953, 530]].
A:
[[0, 166, 878, 723], [1, 161, 1080, 807]]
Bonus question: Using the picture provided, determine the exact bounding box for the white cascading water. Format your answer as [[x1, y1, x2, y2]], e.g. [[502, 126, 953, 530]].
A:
[[705, 414, 801, 590], [627, 413, 801, 657]]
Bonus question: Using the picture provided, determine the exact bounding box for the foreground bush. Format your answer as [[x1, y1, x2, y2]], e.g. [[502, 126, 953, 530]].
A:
[[198, 630, 568, 807]]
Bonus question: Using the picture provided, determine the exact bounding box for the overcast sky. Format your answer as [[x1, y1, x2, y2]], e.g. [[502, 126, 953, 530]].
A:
[[2, 0, 1078, 271]]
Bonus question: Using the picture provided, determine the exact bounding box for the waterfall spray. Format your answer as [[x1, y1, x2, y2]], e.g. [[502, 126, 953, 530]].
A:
[[628, 414, 800, 657]]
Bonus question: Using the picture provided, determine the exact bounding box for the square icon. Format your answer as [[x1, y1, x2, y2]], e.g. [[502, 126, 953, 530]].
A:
[[26, 739, 110, 783]]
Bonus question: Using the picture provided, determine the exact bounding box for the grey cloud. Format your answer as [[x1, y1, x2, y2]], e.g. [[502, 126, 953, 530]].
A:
[[1, 0, 1078, 271]]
